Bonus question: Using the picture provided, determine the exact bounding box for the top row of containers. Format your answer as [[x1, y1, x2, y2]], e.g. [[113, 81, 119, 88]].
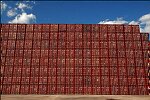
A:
[[1, 24, 140, 33]]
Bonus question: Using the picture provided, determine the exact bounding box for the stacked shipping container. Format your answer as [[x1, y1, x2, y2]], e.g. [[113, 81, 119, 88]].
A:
[[0, 24, 149, 94]]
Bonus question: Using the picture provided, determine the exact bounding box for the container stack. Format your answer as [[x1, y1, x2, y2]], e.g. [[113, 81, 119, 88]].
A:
[[0, 24, 149, 94]]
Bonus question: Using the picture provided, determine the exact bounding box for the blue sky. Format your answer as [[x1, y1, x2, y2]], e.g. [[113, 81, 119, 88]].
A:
[[35, 1, 150, 24], [1, 1, 150, 37], [1, 1, 150, 23]]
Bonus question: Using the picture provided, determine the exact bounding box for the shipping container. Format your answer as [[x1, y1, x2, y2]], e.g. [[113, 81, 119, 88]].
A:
[[1, 24, 10, 31], [41, 32, 49, 40], [59, 24, 66, 32], [20, 85, 29, 94], [26, 25, 34, 32], [67, 24, 75, 32], [2, 85, 11, 94], [100, 25, 107, 33], [6, 50, 14, 57], [116, 25, 124, 32], [125, 33, 133, 40], [116, 33, 124, 40], [141, 33, 149, 41], [42, 24, 50, 32], [120, 86, 128, 95], [92, 24, 99, 32], [100, 33, 108, 41], [51, 24, 58, 32], [17, 24, 26, 32], [111, 86, 120, 95], [133, 34, 141, 40], [109, 58, 117, 67], [132, 25, 140, 33], [7, 40, 15, 49], [110, 67, 118, 75], [75, 24, 82, 32], [107, 25, 115, 32], [21, 77, 30, 84], [1, 24, 148, 95], [5, 57, 14, 66], [8, 32, 16, 40], [124, 25, 132, 33], [16, 32, 25, 40]]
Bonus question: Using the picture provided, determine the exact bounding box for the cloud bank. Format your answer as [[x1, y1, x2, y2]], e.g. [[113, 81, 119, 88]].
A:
[[139, 14, 150, 33], [7, 8, 17, 17], [98, 13, 150, 33], [1, 1, 36, 24], [8, 12, 36, 24]]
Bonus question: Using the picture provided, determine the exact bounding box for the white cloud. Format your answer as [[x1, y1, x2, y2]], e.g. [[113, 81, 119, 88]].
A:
[[98, 17, 128, 24], [1, 1, 7, 14], [1, 1, 36, 23], [129, 21, 139, 25], [139, 13, 150, 22], [8, 12, 36, 24], [16, 2, 32, 12], [7, 8, 17, 17], [139, 13, 150, 33], [98, 13, 150, 33]]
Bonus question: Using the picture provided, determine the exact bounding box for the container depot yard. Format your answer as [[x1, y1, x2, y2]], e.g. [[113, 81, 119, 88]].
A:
[[0, 24, 149, 97], [1, 95, 150, 100]]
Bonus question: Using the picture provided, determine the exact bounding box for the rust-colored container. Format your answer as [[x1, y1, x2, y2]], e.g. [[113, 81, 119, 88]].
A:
[[0, 24, 149, 95]]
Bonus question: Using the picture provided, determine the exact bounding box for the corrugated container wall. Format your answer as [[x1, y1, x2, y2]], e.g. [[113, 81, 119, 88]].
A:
[[0, 24, 149, 95]]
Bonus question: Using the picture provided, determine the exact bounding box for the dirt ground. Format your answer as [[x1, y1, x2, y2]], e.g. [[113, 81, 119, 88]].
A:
[[1, 95, 150, 100]]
